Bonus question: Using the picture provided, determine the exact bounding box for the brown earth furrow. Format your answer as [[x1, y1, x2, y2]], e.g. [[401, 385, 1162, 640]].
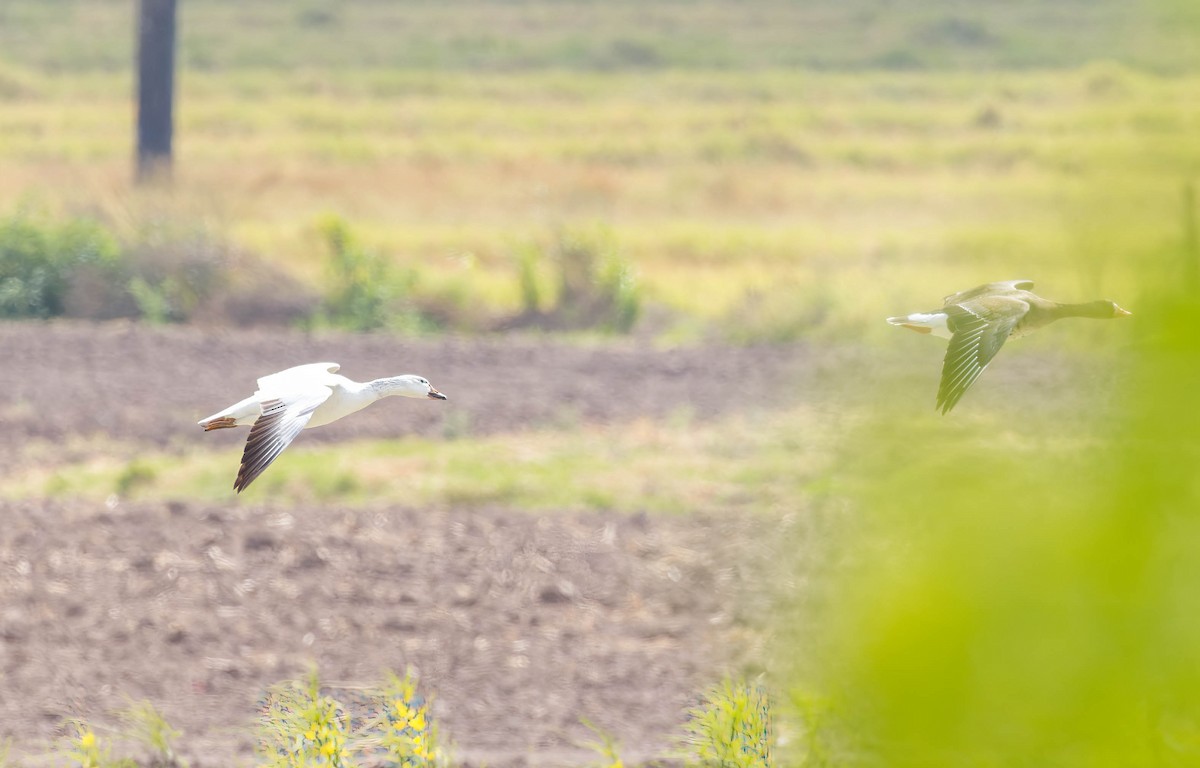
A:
[[0, 498, 774, 767], [0, 320, 809, 449]]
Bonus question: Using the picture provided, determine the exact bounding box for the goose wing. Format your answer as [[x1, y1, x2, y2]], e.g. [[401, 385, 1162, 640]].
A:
[[234, 385, 332, 493], [942, 280, 1034, 306], [256, 362, 340, 393], [936, 296, 1029, 414]]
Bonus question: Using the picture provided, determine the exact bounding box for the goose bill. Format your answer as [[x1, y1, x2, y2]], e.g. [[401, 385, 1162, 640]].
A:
[[427, 388, 448, 400]]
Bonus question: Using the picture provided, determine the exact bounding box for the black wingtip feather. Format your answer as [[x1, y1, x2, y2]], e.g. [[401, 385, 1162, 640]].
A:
[[228, 395, 326, 493]]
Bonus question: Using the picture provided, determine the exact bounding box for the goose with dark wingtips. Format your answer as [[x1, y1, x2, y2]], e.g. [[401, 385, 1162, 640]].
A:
[[888, 280, 1131, 414], [198, 362, 447, 492]]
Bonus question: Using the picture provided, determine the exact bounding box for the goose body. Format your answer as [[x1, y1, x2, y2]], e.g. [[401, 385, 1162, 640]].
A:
[[198, 362, 447, 492], [888, 280, 1130, 413]]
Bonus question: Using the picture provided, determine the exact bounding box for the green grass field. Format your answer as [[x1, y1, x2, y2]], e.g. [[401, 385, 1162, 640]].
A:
[[0, 406, 834, 513], [2, 1, 1197, 339], [3, 0, 1196, 73]]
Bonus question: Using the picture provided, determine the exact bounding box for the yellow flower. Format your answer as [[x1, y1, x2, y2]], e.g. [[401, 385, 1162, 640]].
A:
[[411, 712, 427, 731], [305, 729, 317, 741], [320, 740, 336, 757], [79, 730, 96, 749]]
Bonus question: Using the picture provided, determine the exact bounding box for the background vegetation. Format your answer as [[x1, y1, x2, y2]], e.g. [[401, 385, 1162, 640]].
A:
[[778, 230, 1200, 766], [2, 0, 1195, 340]]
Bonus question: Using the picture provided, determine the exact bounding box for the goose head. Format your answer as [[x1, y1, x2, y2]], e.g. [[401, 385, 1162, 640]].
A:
[[373, 375, 448, 400], [1089, 300, 1133, 319]]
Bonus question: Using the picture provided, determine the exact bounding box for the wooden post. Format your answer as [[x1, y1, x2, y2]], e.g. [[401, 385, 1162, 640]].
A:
[[136, 0, 177, 183]]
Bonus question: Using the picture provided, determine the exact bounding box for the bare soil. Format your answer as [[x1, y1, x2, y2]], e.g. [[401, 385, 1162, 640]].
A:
[[0, 320, 800, 766], [0, 497, 774, 767], [0, 320, 811, 451], [0, 320, 1114, 765]]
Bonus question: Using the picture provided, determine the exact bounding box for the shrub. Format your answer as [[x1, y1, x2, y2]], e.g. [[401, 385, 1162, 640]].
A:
[[502, 226, 641, 333], [0, 211, 124, 319], [122, 223, 314, 327], [0, 207, 317, 326], [315, 214, 428, 333], [0, 212, 63, 318], [556, 227, 640, 332], [120, 219, 230, 324]]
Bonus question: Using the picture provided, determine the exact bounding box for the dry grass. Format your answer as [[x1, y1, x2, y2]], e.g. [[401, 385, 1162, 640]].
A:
[[1, 66, 1194, 337]]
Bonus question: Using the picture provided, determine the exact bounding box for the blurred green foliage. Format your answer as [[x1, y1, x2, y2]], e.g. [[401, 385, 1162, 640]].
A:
[[0, 210, 122, 319], [4, 48, 1199, 339], [315, 213, 425, 333], [499, 226, 641, 333], [781, 199, 1200, 765], [551, 227, 641, 334], [773, 3, 1200, 754], [0, 208, 303, 325]]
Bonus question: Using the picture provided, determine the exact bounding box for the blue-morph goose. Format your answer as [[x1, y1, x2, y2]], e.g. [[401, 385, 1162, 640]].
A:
[[888, 280, 1130, 413]]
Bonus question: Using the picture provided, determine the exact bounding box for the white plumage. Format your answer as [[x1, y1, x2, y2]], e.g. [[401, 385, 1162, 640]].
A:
[[198, 362, 447, 493]]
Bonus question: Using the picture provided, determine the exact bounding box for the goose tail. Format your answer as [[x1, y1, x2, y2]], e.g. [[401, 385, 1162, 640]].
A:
[[197, 395, 262, 430], [887, 312, 952, 339]]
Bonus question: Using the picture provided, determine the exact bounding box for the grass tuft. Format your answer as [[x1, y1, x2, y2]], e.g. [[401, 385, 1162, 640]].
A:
[[259, 668, 355, 767], [679, 679, 773, 768], [258, 668, 450, 768], [371, 670, 449, 767], [581, 719, 625, 768], [120, 701, 186, 768], [63, 721, 136, 768]]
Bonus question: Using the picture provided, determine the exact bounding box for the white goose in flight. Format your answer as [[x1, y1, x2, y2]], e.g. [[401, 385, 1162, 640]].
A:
[[198, 362, 447, 492]]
